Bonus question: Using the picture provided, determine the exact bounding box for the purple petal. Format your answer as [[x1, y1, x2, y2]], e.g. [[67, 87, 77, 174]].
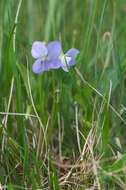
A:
[[32, 59, 61, 74], [66, 48, 80, 57], [47, 41, 62, 60], [32, 59, 44, 73], [66, 48, 80, 66], [48, 59, 61, 69], [31, 41, 48, 59]]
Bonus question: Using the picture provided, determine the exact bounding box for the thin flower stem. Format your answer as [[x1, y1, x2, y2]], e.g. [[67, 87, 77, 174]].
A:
[[26, 56, 47, 158], [58, 112, 62, 160]]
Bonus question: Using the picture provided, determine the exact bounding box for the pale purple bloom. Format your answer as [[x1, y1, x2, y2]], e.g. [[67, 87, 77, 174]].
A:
[[60, 48, 80, 72], [31, 40, 79, 74]]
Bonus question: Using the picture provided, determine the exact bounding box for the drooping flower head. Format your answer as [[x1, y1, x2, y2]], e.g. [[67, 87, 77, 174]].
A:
[[31, 40, 79, 74]]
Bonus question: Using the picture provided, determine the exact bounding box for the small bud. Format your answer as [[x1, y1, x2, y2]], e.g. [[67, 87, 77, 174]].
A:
[[102, 31, 111, 42]]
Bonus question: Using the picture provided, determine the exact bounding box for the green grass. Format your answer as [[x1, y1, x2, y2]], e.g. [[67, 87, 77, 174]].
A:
[[1, 0, 126, 189]]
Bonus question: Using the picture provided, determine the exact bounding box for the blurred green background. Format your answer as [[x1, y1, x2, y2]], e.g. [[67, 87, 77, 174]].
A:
[[1, 0, 126, 189]]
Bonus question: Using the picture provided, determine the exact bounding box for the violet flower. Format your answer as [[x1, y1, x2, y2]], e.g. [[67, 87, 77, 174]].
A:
[[31, 40, 79, 74], [59, 48, 80, 72]]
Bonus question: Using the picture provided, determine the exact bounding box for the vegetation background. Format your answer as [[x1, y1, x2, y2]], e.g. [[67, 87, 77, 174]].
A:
[[0, 0, 126, 189]]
